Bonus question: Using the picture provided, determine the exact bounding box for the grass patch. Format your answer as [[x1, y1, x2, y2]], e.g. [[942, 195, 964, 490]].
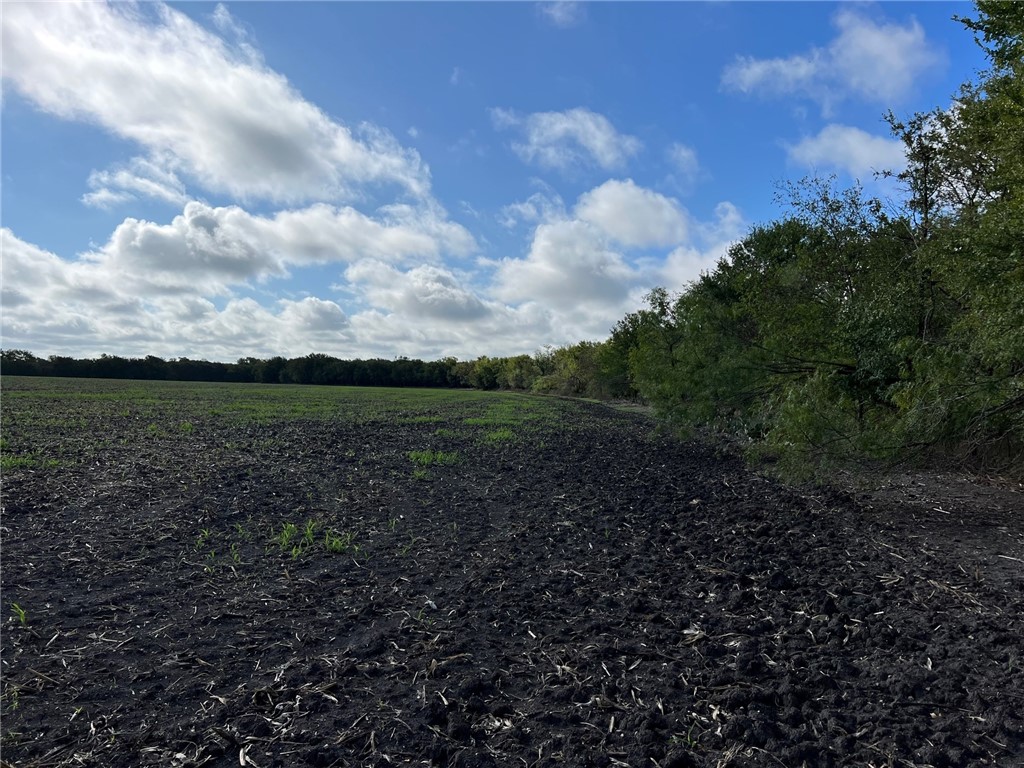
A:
[[0, 453, 59, 471], [483, 427, 516, 444], [408, 449, 460, 467]]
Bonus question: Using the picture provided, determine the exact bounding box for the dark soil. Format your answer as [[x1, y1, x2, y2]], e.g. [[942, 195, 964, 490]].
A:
[[2, 392, 1023, 768]]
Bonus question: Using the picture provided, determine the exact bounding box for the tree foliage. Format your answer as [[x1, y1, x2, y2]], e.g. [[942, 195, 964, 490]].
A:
[[617, 2, 1023, 475]]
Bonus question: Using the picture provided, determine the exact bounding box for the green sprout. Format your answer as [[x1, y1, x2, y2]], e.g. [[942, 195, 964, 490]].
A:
[[324, 529, 356, 554]]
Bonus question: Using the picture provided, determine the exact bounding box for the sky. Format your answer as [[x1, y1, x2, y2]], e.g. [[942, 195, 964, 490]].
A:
[[1, 1, 989, 363]]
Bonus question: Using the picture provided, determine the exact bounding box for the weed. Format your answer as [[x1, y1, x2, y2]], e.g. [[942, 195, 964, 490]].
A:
[[433, 427, 458, 438], [10, 603, 27, 626], [412, 467, 430, 481], [388, 517, 399, 532], [178, 421, 194, 434]]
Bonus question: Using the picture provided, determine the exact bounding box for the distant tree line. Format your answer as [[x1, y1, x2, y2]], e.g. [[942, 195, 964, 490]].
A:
[[0, 345, 632, 396], [0, 350, 460, 388]]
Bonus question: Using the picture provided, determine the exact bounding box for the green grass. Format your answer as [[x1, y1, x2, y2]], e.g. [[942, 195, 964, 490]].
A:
[[408, 449, 460, 467], [0, 453, 59, 471], [483, 427, 516, 444]]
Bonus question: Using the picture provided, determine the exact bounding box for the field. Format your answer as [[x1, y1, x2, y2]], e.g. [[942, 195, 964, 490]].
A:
[[1, 377, 1023, 768]]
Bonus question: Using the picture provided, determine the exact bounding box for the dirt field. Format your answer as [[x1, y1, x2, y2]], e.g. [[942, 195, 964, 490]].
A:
[[2, 377, 1022, 768]]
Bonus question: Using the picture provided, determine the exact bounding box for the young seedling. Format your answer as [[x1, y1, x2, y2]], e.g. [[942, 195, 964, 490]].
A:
[[234, 522, 252, 541], [302, 519, 317, 546], [195, 528, 212, 551], [399, 534, 420, 557], [10, 603, 27, 626], [324, 529, 356, 554], [277, 521, 298, 550]]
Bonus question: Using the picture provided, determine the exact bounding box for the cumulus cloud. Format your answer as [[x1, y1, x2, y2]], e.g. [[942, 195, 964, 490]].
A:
[[2, 1, 430, 204], [498, 190, 566, 229], [72, 201, 476, 297], [574, 179, 687, 248], [722, 8, 942, 110], [2, 195, 477, 341], [0, 227, 358, 360], [492, 220, 637, 310], [491, 179, 726, 339], [2, 176, 746, 359], [346, 261, 488, 321], [661, 202, 746, 289], [491, 107, 642, 172], [786, 124, 906, 179]]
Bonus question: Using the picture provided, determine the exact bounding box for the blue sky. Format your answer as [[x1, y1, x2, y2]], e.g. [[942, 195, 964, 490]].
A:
[[1, 1, 987, 362]]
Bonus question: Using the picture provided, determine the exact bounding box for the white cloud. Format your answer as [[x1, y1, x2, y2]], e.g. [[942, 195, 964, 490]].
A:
[[786, 124, 906, 179], [661, 202, 746, 289], [722, 9, 942, 110], [538, 2, 585, 28], [82, 155, 188, 208], [0, 227, 351, 360], [574, 179, 687, 248], [491, 180, 734, 340], [2, 1, 430, 204], [829, 9, 939, 104], [346, 261, 488, 321], [1, 181, 745, 360], [492, 219, 636, 311], [498, 190, 566, 229], [2, 196, 477, 323], [450, 67, 462, 86], [722, 52, 823, 100], [491, 107, 642, 172]]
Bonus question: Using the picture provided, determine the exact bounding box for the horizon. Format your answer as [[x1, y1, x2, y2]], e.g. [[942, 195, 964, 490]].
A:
[[1, 1, 987, 364]]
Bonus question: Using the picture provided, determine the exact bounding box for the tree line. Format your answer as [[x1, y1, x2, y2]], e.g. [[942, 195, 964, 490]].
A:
[[0, 347, 622, 393]]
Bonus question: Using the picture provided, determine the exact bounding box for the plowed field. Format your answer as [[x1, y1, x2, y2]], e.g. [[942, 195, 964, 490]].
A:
[[2, 377, 1022, 768]]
